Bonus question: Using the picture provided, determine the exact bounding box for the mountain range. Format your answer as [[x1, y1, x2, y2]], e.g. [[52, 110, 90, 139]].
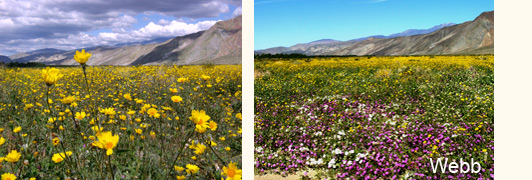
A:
[[4, 15, 242, 65], [255, 11, 493, 56]]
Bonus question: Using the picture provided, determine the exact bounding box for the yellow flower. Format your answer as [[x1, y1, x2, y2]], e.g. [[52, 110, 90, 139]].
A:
[[189, 110, 211, 133], [92, 131, 119, 155], [209, 121, 218, 131], [5, 150, 21, 163], [222, 162, 242, 180], [0, 128, 3, 133], [52, 137, 60, 146], [13, 126, 21, 133], [147, 108, 159, 118], [186, 164, 200, 174], [225, 147, 231, 151], [0, 137, 5, 146], [1, 173, 17, 180], [48, 117, 57, 124], [150, 131, 156, 138], [219, 137, 226, 141], [169, 88, 178, 93], [30, 178, 36, 180], [75, 112, 86, 120], [177, 77, 187, 83], [61, 96, 76, 105], [171, 96, 183, 103], [190, 142, 206, 155], [100, 107, 116, 116], [52, 151, 72, 163], [176, 175, 186, 180], [127, 110, 136, 115], [119, 115, 127, 121], [41, 67, 63, 86], [174, 166, 184, 172], [92, 126, 103, 133], [74, 49, 91, 65], [135, 128, 142, 135], [23, 103, 34, 110], [201, 75, 211, 81], [235, 113, 242, 120], [123, 93, 132, 101]]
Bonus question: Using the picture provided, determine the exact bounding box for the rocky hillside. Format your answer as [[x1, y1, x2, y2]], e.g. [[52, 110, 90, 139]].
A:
[[134, 15, 242, 65], [256, 11, 493, 55], [8, 15, 242, 65]]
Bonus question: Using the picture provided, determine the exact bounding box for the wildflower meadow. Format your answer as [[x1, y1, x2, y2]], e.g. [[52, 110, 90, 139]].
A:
[[255, 55, 494, 179], [0, 50, 242, 179]]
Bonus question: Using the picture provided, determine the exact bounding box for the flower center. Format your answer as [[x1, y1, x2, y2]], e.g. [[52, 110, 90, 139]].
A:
[[106, 142, 114, 149], [57, 157, 63, 162], [227, 169, 235, 177]]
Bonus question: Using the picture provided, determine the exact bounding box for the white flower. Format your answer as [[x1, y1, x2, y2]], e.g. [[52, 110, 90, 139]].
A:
[[255, 146, 263, 152], [333, 148, 343, 155], [355, 152, 368, 162], [328, 158, 337, 168], [338, 130, 345, 136], [309, 158, 324, 165], [345, 150, 355, 155]]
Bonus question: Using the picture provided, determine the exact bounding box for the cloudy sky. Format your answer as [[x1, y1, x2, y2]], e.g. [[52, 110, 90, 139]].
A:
[[0, 0, 242, 55], [255, 0, 493, 50]]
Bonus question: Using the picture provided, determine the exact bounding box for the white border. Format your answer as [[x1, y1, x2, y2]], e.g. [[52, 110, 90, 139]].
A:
[[495, 0, 532, 178], [242, 0, 254, 179]]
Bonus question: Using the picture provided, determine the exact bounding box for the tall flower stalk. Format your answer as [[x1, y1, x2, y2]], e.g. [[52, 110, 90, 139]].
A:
[[42, 67, 77, 174], [74, 49, 101, 127]]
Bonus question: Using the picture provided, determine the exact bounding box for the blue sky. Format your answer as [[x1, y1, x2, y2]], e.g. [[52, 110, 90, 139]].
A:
[[255, 0, 493, 50], [0, 0, 242, 55]]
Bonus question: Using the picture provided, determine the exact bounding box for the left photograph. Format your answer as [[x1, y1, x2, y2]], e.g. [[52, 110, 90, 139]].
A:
[[0, 0, 242, 179]]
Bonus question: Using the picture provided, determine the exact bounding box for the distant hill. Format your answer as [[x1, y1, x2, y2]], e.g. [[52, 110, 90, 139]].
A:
[[0, 55, 11, 62], [8, 15, 242, 65], [256, 11, 493, 55], [113, 37, 174, 47]]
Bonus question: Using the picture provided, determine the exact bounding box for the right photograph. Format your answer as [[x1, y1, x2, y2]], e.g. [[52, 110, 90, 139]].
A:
[[254, 0, 493, 179]]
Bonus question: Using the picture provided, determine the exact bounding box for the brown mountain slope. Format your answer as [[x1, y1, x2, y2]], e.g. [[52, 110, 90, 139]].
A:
[[10, 15, 242, 65], [257, 11, 493, 56], [331, 11, 493, 55], [134, 15, 242, 65]]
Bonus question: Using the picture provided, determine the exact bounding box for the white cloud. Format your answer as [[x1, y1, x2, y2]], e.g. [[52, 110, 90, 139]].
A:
[[158, 19, 170, 25], [0, 0, 240, 55], [0, 19, 219, 55], [232, 7, 242, 17]]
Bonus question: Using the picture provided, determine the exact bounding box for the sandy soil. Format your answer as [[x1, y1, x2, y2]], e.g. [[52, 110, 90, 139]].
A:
[[255, 170, 320, 180]]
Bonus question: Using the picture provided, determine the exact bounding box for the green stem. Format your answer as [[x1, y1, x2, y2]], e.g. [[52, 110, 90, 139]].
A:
[[108, 153, 115, 180], [165, 130, 194, 180], [201, 135, 227, 166], [81, 65, 101, 130]]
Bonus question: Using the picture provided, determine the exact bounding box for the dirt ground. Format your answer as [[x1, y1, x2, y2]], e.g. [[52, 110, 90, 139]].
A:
[[254, 170, 320, 180]]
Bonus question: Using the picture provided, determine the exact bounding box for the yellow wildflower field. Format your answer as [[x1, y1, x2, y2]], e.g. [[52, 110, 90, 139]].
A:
[[0, 62, 242, 179]]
